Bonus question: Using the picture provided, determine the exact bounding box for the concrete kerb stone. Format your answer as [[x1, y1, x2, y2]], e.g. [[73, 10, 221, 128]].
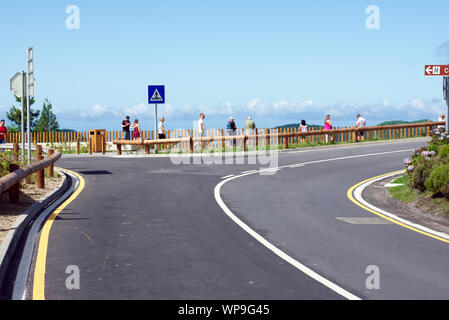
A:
[[382, 176, 449, 229], [0, 169, 70, 290]]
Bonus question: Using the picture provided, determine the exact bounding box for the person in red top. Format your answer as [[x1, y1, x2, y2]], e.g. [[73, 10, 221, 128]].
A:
[[0, 120, 8, 145]]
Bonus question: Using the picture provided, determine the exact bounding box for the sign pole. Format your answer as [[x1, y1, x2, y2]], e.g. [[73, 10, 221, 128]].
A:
[[26, 88, 31, 163], [445, 76, 449, 132], [26, 47, 34, 163], [21, 71, 26, 161], [446, 97, 449, 132], [154, 103, 158, 153]]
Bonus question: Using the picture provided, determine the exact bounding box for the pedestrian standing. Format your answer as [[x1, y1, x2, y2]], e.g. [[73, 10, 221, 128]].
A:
[[0, 120, 8, 145], [131, 119, 142, 140], [245, 117, 256, 135], [122, 116, 131, 140], [355, 114, 366, 142], [197, 113, 206, 149], [245, 117, 256, 147], [299, 120, 308, 144], [158, 117, 167, 139], [438, 113, 446, 130], [324, 114, 334, 143], [227, 116, 237, 147]]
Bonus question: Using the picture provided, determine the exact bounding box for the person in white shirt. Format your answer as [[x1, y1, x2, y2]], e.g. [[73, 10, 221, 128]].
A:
[[438, 113, 446, 130], [197, 113, 206, 149], [299, 120, 308, 144], [355, 114, 366, 142], [158, 117, 167, 139]]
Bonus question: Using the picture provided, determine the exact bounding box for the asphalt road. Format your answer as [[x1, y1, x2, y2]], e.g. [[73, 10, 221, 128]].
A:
[[19, 138, 449, 300]]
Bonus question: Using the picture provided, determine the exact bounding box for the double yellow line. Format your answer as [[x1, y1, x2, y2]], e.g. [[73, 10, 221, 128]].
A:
[[32, 168, 85, 300], [347, 170, 449, 245]]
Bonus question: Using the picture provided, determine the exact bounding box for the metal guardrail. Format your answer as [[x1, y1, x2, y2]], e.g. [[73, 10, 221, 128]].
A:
[[112, 121, 446, 154]]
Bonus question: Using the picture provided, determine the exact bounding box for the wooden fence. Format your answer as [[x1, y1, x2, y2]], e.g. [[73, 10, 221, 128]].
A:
[[0, 145, 62, 203], [4, 121, 442, 145], [112, 121, 446, 154]]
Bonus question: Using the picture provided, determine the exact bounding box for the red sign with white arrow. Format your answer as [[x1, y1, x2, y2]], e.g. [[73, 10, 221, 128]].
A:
[[425, 65, 449, 76]]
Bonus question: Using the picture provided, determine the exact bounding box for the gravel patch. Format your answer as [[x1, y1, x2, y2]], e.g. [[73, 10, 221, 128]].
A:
[[0, 176, 62, 245]]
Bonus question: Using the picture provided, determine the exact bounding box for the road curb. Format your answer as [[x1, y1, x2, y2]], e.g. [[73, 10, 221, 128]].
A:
[[349, 171, 449, 243], [0, 170, 69, 291], [383, 176, 449, 229]]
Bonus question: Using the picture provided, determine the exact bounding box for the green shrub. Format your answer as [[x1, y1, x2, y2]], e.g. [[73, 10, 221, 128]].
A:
[[425, 164, 449, 197], [411, 159, 434, 191], [439, 144, 449, 159]]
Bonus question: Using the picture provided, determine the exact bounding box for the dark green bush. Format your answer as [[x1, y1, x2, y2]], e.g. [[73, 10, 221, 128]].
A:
[[411, 159, 434, 191], [439, 144, 449, 159], [425, 164, 449, 197]]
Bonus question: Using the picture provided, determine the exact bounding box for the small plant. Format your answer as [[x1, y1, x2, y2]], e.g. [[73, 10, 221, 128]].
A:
[[439, 144, 449, 159], [410, 158, 434, 191], [425, 163, 449, 197]]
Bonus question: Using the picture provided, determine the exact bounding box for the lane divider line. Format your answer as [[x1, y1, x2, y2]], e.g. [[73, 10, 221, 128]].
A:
[[347, 171, 449, 244], [215, 176, 361, 300], [214, 148, 417, 300], [32, 168, 86, 300]]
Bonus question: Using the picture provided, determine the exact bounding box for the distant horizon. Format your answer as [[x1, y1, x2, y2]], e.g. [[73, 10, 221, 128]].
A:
[[3, 117, 436, 133]]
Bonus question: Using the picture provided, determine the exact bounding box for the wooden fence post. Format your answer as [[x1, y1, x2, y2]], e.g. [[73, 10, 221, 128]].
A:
[[189, 136, 194, 154], [117, 143, 122, 155], [283, 132, 289, 149], [13, 143, 19, 161], [9, 163, 20, 204], [77, 139, 81, 154], [47, 149, 55, 177], [353, 129, 358, 143], [36, 145, 45, 189], [255, 128, 259, 150]]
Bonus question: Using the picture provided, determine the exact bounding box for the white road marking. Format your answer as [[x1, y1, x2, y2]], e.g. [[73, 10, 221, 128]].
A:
[[384, 183, 404, 188], [221, 175, 235, 179], [214, 147, 417, 300], [336, 217, 393, 225], [353, 172, 449, 241], [242, 170, 258, 174], [287, 164, 306, 168]]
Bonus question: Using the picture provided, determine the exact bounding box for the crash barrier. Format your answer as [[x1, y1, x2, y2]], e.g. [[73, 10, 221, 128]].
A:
[[4, 121, 446, 145], [112, 121, 446, 154], [0, 144, 62, 203]]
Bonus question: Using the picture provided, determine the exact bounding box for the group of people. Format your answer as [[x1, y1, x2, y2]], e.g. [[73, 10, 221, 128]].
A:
[[121, 116, 168, 141], [120, 112, 447, 145], [290, 114, 367, 143]]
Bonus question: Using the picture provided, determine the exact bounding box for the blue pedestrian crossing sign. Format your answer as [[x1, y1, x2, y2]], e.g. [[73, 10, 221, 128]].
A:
[[148, 85, 165, 104]]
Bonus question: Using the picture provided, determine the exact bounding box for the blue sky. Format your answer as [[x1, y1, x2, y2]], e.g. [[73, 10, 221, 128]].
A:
[[1, 0, 448, 131]]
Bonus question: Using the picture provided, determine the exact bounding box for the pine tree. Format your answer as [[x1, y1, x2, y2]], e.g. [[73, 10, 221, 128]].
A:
[[35, 99, 59, 132], [6, 96, 40, 132]]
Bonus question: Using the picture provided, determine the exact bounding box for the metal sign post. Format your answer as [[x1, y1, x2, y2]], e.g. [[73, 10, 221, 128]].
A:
[[22, 72, 26, 160], [425, 65, 449, 132], [26, 47, 34, 163], [148, 85, 165, 153], [444, 76, 449, 132]]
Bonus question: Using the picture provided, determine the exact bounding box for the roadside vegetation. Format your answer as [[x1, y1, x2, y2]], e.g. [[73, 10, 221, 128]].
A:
[[389, 128, 449, 216]]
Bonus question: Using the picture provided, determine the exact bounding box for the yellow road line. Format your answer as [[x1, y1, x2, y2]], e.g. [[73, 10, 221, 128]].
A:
[[347, 170, 449, 244], [32, 168, 85, 300]]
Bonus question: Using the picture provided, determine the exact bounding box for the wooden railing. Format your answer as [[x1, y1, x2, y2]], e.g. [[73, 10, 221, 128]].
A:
[[0, 145, 61, 203], [5, 121, 444, 145], [112, 121, 445, 154]]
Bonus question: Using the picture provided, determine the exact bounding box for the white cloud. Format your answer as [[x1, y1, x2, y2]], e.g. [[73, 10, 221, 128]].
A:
[[79, 104, 119, 119], [61, 97, 446, 124]]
